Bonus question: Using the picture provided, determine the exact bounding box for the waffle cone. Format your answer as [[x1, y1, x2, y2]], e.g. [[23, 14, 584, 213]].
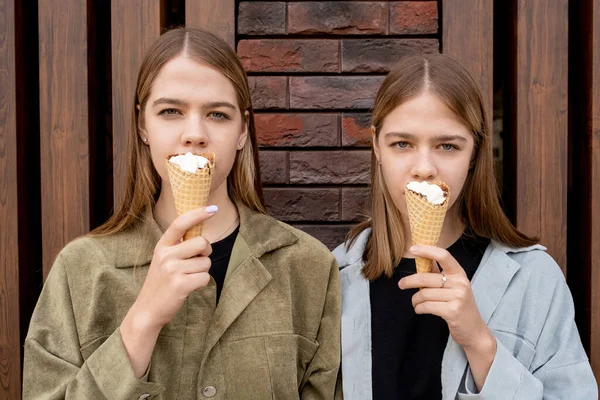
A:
[[166, 152, 215, 240], [405, 181, 450, 273]]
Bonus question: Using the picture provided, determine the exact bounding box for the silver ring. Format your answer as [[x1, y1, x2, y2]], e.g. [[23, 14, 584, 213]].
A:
[[441, 273, 447, 288]]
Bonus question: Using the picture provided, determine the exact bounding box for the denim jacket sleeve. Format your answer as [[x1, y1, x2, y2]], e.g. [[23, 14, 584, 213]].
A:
[[457, 254, 598, 400], [22, 252, 164, 400]]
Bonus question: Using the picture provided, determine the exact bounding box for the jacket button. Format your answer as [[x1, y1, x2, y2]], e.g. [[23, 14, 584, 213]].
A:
[[138, 395, 150, 400], [203, 386, 217, 398]]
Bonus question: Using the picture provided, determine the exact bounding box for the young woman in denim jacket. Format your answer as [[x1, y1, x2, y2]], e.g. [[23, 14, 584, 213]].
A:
[[333, 54, 597, 399]]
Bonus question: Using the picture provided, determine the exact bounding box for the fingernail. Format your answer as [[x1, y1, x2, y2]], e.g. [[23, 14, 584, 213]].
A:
[[205, 205, 218, 214], [410, 245, 418, 253], [398, 279, 404, 289]]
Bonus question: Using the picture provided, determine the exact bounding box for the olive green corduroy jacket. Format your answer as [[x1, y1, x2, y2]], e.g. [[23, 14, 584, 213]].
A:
[[23, 205, 341, 399]]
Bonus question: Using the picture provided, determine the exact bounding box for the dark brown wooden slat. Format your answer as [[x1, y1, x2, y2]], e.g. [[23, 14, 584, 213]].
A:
[[111, 0, 161, 208], [38, 0, 90, 277], [442, 0, 494, 132], [514, 0, 569, 270], [186, 0, 235, 48], [0, 0, 21, 398]]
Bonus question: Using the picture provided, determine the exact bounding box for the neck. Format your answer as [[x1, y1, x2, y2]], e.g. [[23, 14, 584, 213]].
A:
[[154, 180, 240, 243]]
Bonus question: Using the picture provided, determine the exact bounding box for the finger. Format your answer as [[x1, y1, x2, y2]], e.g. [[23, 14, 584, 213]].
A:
[[177, 256, 212, 274], [172, 235, 213, 259], [411, 288, 456, 307], [180, 271, 212, 292], [399, 272, 452, 290], [158, 206, 218, 246], [410, 244, 466, 277], [414, 301, 449, 317]]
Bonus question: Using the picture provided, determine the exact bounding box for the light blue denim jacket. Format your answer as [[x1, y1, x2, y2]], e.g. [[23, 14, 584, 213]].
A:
[[333, 229, 598, 399]]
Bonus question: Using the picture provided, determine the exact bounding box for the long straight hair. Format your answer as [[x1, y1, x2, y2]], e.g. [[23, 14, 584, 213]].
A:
[[347, 54, 537, 280], [92, 28, 265, 236]]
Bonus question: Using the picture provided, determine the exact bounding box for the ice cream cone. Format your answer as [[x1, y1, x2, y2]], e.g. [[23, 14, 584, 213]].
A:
[[405, 181, 450, 273], [166, 152, 215, 240]]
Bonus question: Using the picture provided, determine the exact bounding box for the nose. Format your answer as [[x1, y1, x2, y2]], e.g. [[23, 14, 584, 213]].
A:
[[181, 114, 208, 148], [410, 151, 437, 181]]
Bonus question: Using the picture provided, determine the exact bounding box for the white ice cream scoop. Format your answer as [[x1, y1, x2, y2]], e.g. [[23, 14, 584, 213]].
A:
[[406, 181, 448, 205], [168, 152, 210, 173]]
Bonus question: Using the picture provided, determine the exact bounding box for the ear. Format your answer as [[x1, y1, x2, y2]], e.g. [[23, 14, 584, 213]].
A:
[[238, 110, 250, 150], [136, 104, 148, 142], [371, 125, 381, 163]]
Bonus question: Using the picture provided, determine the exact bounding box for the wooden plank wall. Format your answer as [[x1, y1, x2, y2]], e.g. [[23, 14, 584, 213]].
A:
[[0, 0, 599, 397], [513, 0, 569, 270], [186, 0, 235, 47], [111, 1, 162, 206], [38, 0, 91, 278], [442, 1, 494, 135], [568, 0, 599, 384], [0, 1, 20, 397]]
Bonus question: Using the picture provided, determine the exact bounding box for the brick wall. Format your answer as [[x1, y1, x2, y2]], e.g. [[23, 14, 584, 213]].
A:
[[237, 1, 440, 248]]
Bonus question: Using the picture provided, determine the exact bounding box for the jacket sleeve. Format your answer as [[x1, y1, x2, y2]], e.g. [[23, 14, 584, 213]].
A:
[[23, 253, 165, 399], [457, 260, 598, 400], [300, 257, 343, 399]]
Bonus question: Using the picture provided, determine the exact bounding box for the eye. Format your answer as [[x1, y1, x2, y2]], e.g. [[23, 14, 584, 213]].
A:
[[440, 143, 458, 151], [208, 111, 230, 121], [392, 141, 410, 149], [158, 108, 181, 116]]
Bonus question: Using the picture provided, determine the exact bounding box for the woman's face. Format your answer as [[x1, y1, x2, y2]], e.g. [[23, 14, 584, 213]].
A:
[[373, 91, 475, 220], [139, 55, 248, 195]]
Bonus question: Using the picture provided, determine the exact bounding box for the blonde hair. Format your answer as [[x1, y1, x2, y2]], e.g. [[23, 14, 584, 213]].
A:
[[347, 54, 537, 280], [92, 28, 265, 236]]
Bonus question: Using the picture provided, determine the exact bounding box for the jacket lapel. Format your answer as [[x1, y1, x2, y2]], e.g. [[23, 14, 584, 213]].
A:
[[335, 229, 374, 400], [202, 247, 272, 361], [201, 204, 298, 362]]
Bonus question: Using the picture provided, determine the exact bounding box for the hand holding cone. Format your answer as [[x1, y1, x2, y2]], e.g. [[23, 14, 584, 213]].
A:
[[166, 152, 215, 240], [405, 181, 450, 273]]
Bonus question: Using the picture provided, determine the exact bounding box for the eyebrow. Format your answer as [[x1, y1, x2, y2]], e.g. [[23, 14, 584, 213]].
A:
[[152, 98, 237, 110], [384, 131, 468, 142]]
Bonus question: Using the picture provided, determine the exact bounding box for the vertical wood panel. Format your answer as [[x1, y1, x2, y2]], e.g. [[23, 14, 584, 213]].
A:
[[39, 0, 90, 277], [442, 0, 494, 133], [591, 0, 600, 382], [111, 1, 161, 207], [515, 1, 569, 270], [186, 0, 236, 48], [0, 1, 20, 397]]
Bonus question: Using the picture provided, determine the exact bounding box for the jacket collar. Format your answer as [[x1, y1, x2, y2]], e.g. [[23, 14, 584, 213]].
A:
[[111, 203, 298, 269]]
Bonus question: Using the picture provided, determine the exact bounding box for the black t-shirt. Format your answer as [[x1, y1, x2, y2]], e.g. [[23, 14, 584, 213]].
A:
[[369, 234, 490, 399], [209, 226, 239, 303]]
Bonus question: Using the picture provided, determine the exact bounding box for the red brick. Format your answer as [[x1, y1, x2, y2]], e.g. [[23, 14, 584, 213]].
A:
[[293, 224, 352, 250], [390, 2, 439, 35], [289, 77, 384, 109], [255, 114, 340, 147], [264, 188, 340, 221], [289, 151, 370, 184], [238, 40, 340, 73], [238, 2, 286, 35], [288, 2, 387, 35], [260, 150, 288, 184], [342, 39, 439, 73], [342, 187, 370, 222], [342, 113, 372, 147], [249, 77, 288, 110]]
